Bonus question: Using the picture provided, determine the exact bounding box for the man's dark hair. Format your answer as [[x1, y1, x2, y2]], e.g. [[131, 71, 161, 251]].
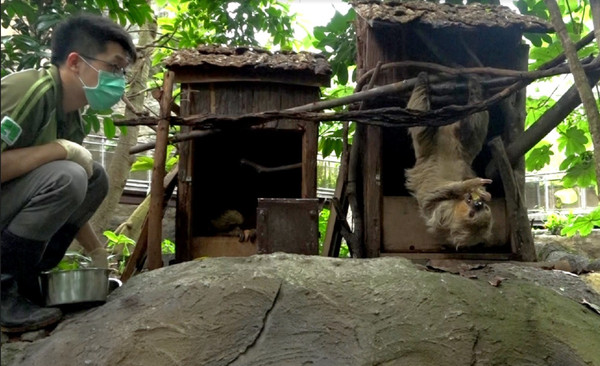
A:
[[51, 13, 137, 65]]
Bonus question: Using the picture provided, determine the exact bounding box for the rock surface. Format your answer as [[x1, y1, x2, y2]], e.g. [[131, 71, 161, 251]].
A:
[[3, 254, 600, 366]]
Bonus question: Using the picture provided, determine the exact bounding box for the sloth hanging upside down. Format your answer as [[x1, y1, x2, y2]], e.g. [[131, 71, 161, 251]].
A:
[[404, 72, 493, 250]]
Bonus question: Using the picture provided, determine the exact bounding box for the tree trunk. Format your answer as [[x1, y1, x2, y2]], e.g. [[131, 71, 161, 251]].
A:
[[592, 0, 600, 49], [91, 15, 158, 232], [545, 0, 600, 198], [112, 195, 151, 248]]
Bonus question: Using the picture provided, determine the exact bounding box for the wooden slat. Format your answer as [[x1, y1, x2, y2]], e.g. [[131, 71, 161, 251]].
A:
[[175, 85, 195, 263], [147, 71, 175, 270]]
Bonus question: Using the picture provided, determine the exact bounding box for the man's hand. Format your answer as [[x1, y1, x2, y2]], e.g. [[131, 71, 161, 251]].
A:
[[54, 139, 93, 177], [88, 247, 109, 269]]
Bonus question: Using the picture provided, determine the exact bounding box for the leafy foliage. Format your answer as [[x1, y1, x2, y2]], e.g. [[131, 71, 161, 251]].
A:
[[311, 7, 356, 85], [513, 0, 598, 237], [103, 229, 174, 273], [1, 0, 152, 76], [545, 207, 600, 237], [318, 84, 356, 159], [561, 151, 597, 189], [131, 143, 179, 172], [560, 206, 600, 237], [52, 251, 92, 272], [151, 0, 296, 69]]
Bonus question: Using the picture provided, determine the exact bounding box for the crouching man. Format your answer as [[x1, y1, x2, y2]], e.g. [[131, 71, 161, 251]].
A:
[[0, 13, 136, 333]]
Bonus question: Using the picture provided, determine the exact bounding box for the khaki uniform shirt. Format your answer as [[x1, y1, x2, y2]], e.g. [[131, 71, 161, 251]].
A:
[[1, 65, 85, 152]]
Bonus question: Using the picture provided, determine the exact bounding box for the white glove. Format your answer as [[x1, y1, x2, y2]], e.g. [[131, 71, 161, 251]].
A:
[[55, 139, 93, 178], [88, 247, 109, 269]]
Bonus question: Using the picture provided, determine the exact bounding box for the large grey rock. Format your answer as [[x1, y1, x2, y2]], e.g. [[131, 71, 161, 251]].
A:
[[4, 254, 600, 366]]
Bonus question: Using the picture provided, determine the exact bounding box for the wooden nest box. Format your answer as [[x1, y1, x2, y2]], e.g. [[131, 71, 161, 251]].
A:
[[350, 1, 553, 260], [164, 45, 331, 261]]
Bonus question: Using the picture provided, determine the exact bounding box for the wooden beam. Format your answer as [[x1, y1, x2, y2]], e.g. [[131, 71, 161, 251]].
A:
[[168, 67, 330, 87], [488, 137, 536, 262], [147, 71, 175, 270]]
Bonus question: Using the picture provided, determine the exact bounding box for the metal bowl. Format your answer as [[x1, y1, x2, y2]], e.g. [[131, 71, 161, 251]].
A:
[[40, 268, 110, 306]]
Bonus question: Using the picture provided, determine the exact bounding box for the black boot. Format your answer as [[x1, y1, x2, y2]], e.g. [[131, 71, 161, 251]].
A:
[[1, 230, 63, 332], [1, 230, 47, 304], [1, 274, 62, 333]]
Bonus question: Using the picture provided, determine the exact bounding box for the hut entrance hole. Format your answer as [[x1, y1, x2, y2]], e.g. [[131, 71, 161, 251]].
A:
[[191, 129, 303, 237]]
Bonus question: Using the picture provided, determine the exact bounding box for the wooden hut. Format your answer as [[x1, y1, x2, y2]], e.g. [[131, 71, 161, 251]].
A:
[[349, 1, 553, 260], [163, 45, 331, 262]]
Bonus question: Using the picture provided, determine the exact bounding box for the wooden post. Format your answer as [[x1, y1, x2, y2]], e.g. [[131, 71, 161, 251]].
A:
[[302, 121, 318, 198], [363, 125, 382, 258], [147, 71, 175, 270], [175, 126, 194, 263], [488, 137, 536, 261]]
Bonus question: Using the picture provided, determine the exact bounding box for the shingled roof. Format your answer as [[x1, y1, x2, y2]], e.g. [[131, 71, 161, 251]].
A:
[[351, 0, 553, 33], [164, 45, 331, 81]]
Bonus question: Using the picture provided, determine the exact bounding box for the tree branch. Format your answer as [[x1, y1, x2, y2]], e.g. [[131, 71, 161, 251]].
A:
[[240, 159, 302, 174]]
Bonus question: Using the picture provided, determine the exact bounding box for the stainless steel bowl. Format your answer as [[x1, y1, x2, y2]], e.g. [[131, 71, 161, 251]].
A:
[[40, 268, 110, 306]]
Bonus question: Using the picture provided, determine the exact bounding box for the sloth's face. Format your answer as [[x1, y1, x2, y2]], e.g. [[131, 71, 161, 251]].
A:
[[454, 192, 492, 227], [450, 196, 493, 248], [465, 192, 491, 218]]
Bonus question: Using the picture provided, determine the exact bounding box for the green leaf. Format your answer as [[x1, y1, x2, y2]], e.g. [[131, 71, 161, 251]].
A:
[[312, 26, 326, 41], [103, 117, 116, 139], [525, 143, 553, 171], [559, 154, 577, 171], [526, 33, 543, 47], [117, 234, 136, 245], [321, 139, 335, 159], [36, 14, 63, 33], [558, 127, 588, 155], [103, 230, 119, 243], [131, 156, 155, 172], [166, 155, 179, 171], [562, 155, 596, 188]]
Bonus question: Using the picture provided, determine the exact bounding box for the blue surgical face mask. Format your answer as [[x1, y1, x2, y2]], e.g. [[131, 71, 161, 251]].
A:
[[78, 57, 126, 110]]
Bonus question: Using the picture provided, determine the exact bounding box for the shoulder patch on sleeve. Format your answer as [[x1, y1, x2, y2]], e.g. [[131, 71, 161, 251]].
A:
[[1, 115, 22, 146]]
